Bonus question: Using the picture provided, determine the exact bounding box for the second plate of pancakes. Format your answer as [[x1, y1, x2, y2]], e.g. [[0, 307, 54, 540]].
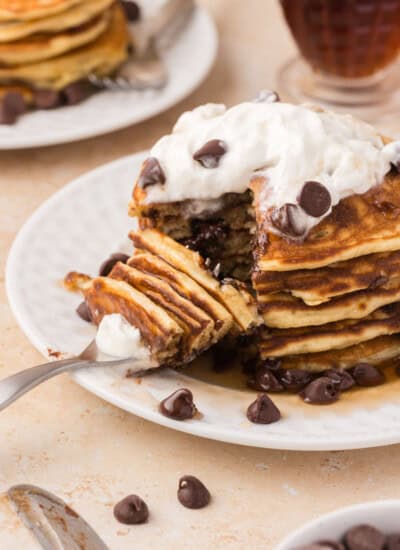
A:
[[7, 151, 400, 451], [0, 3, 217, 149]]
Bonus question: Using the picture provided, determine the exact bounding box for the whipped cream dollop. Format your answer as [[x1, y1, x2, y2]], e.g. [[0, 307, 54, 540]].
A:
[[143, 100, 399, 237], [96, 313, 152, 363]]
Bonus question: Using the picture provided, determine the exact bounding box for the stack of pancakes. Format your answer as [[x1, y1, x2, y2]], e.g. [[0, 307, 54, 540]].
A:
[[65, 229, 259, 367], [0, 0, 129, 105], [252, 169, 400, 373]]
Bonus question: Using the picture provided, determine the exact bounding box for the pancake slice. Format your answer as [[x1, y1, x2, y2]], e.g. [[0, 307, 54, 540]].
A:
[[253, 250, 400, 305], [0, 0, 82, 22], [129, 229, 261, 332], [256, 171, 400, 272], [277, 335, 400, 372], [259, 303, 400, 357]]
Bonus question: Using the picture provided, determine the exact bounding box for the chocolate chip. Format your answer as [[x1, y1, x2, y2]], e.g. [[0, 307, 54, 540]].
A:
[[300, 377, 340, 404], [299, 181, 331, 217], [121, 0, 141, 21], [76, 301, 92, 323], [368, 275, 389, 289], [253, 89, 280, 103], [344, 524, 385, 550], [33, 89, 62, 109], [63, 80, 93, 106], [262, 357, 282, 371], [159, 388, 197, 420], [177, 475, 211, 509], [193, 139, 227, 168], [270, 203, 306, 238], [277, 368, 313, 392], [351, 363, 385, 387], [138, 157, 166, 189], [113, 495, 149, 525], [0, 92, 26, 125], [246, 394, 281, 424], [248, 365, 284, 392], [323, 368, 355, 391], [387, 534, 400, 550], [99, 252, 129, 277]]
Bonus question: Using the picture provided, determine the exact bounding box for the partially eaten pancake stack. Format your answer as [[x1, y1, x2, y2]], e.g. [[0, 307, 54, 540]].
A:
[[0, 1, 129, 97], [65, 229, 260, 367]]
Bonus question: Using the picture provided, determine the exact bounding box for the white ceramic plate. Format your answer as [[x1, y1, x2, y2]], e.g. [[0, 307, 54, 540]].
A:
[[0, 7, 217, 149], [277, 500, 400, 549], [7, 152, 400, 451]]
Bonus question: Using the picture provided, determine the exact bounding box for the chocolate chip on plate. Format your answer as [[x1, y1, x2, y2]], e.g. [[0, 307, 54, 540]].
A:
[[33, 89, 62, 109], [248, 365, 284, 392], [76, 301, 92, 323], [277, 368, 313, 392], [387, 533, 400, 550], [323, 368, 355, 392], [300, 377, 340, 405], [246, 394, 281, 424], [99, 252, 129, 277], [121, 0, 141, 21], [0, 91, 26, 125], [253, 89, 280, 103], [177, 475, 211, 509], [138, 157, 166, 189], [63, 80, 93, 105], [113, 494, 149, 525], [270, 203, 306, 238], [298, 181, 331, 218], [159, 388, 197, 420], [344, 524, 385, 550], [351, 363, 385, 387], [193, 139, 227, 168]]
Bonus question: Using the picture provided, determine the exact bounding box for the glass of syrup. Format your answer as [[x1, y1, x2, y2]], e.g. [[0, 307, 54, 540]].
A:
[[278, 0, 400, 130]]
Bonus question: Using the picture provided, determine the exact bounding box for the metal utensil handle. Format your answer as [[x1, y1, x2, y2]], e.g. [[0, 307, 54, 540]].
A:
[[0, 357, 89, 412]]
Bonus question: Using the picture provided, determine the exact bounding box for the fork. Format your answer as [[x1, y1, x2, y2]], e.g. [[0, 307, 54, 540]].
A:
[[0, 340, 153, 412], [89, 0, 195, 91]]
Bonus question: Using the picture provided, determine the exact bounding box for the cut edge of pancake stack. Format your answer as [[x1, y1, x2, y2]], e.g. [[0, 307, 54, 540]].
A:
[[0, 0, 130, 122]]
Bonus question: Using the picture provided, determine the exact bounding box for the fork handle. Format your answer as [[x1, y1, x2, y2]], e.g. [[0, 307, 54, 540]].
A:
[[0, 357, 90, 412]]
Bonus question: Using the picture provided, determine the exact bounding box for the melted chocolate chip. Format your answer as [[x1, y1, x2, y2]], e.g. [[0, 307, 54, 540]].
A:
[[159, 388, 197, 420], [270, 203, 306, 238], [113, 495, 149, 525], [76, 301, 92, 323], [253, 89, 280, 103], [301, 377, 340, 405], [246, 394, 281, 424], [351, 363, 385, 387], [262, 357, 282, 371], [63, 80, 93, 105], [121, 0, 141, 21], [368, 275, 389, 290], [344, 524, 385, 550], [299, 181, 331, 218], [99, 252, 129, 277], [193, 139, 227, 168], [387, 534, 400, 550], [139, 157, 166, 189], [33, 89, 62, 109], [177, 475, 211, 509], [0, 92, 26, 125], [248, 365, 284, 392], [277, 368, 313, 392], [323, 368, 355, 391]]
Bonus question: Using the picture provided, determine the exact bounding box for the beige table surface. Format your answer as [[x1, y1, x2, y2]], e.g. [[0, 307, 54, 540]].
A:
[[1, 1, 400, 549]]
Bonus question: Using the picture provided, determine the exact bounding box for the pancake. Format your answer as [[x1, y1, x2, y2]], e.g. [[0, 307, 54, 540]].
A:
[[278, 335, 400, 372], [254, 170, 400, 272], [0, 0, 82, 21], [253, 250, 400, 306], [0, 0, 114, 42], [0, 3, 129, 89], [0, 10, 110, 66], [129, 228, 261, 332], [260, 276, 400, 328], [259, 302, 400, 357]]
